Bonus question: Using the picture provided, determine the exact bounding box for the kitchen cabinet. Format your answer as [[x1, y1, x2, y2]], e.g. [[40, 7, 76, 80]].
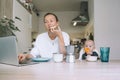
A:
[[0, 0, 32, 53], [13, 0, 32, 53], [32, 12, 39, 32]]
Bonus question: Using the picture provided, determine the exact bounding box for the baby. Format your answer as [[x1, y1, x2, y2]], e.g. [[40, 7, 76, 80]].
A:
[[79, 40, 99, 60]]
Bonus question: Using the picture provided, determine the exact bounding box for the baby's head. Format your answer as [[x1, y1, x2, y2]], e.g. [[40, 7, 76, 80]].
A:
[[84, 40, 95, 52]]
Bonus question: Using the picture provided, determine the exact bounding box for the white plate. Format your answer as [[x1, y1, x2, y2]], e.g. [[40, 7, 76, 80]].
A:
[[32, 58, 50, 62]]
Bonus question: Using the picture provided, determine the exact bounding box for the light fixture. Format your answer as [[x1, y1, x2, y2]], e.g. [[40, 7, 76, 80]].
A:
[[73, 22, 77, 26]]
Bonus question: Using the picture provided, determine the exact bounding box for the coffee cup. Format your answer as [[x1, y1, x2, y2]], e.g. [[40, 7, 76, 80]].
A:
[[53, 53, 63, 62]]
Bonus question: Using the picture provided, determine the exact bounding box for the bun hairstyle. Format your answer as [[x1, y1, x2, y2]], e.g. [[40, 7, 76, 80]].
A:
[[44, 13, 59, 22]]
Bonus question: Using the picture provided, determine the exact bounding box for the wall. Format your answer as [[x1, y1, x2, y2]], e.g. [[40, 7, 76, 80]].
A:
[[84, 0, 94, 39], [94, 0, 120, 60], [0, 0, 13, 18]]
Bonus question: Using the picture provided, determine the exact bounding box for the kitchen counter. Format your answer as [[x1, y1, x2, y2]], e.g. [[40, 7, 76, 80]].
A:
[[0, 60, 120, 80]]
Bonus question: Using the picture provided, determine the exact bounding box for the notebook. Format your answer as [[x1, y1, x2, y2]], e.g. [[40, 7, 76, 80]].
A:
[[0, 36, 40, 66]]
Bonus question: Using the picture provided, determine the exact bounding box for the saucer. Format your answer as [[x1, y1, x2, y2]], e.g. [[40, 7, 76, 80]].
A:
[[32, 57, 50, 62]]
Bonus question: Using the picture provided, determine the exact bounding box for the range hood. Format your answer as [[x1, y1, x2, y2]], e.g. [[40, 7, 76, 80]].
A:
[[72, 1, 89, 26], [72, 15, 89, 26]]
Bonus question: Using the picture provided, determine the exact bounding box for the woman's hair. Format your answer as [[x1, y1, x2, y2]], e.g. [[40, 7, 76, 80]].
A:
[[44, 13, 59, 22]]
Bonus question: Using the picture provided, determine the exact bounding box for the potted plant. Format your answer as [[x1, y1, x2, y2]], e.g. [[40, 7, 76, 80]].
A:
[[0, 16, 21, 37]]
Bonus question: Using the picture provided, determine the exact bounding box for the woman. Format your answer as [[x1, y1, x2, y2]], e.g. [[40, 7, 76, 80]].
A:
[[18, 13, 70, 62]]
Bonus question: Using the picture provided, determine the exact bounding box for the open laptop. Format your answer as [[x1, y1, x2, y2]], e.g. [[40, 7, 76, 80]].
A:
[[0, 36, 40, 66]]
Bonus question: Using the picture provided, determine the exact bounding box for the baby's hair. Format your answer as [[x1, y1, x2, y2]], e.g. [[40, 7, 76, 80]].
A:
[[84, 40, 95, 46]]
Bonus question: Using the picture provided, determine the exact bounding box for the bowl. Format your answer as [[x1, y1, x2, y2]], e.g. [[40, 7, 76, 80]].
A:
[[86, 55, 97, 62]]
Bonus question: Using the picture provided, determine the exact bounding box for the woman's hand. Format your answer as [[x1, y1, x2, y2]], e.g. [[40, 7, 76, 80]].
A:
[[50, 26, 66, 55], [18, 53, 26, 62], [50, 26, 58, 32], [18, 53, 33, 63], [50, 26, 62, 37]]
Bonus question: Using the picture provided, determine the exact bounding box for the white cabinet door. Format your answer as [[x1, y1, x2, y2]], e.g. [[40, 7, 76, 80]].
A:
[[13, 0, 32, 53]]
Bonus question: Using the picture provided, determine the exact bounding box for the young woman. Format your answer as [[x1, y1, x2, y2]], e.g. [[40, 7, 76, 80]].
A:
[[18, 13, 70, 62]]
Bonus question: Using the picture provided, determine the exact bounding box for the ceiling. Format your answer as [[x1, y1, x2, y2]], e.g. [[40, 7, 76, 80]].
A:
[[32, 0, 88, 12]]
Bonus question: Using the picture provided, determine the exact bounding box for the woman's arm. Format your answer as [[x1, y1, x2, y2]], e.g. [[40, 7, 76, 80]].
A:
[[50, 26, 69, 55], [58, 32, 66, 55], [18, 53, 33, 62]]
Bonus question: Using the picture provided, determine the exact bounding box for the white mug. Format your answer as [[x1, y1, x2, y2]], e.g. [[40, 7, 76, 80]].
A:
[[53, 53, 63, 62]]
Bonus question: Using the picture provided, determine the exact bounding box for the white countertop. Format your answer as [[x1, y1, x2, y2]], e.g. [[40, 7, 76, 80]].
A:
[[0, 60, 120, 80]]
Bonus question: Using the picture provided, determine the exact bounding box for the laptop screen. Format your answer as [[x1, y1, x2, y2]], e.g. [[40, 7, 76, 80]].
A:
[[0, 36, 19, 66]]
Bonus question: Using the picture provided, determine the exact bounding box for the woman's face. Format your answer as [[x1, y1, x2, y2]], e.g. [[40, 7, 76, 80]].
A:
[[44, 14, 59, 32]]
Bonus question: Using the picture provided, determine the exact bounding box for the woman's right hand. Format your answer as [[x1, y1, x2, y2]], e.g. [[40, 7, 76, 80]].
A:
[[18, 53, 26, 62]]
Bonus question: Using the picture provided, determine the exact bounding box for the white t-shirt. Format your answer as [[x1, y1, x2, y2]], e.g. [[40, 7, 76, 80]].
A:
[[30, 32, 70, 58]]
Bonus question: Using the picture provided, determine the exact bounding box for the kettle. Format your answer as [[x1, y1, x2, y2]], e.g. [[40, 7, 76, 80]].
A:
[[66, 52, 75, 63]]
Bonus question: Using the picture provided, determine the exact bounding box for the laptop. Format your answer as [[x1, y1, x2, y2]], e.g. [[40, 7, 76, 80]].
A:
[[0, 36, 40, 66]]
